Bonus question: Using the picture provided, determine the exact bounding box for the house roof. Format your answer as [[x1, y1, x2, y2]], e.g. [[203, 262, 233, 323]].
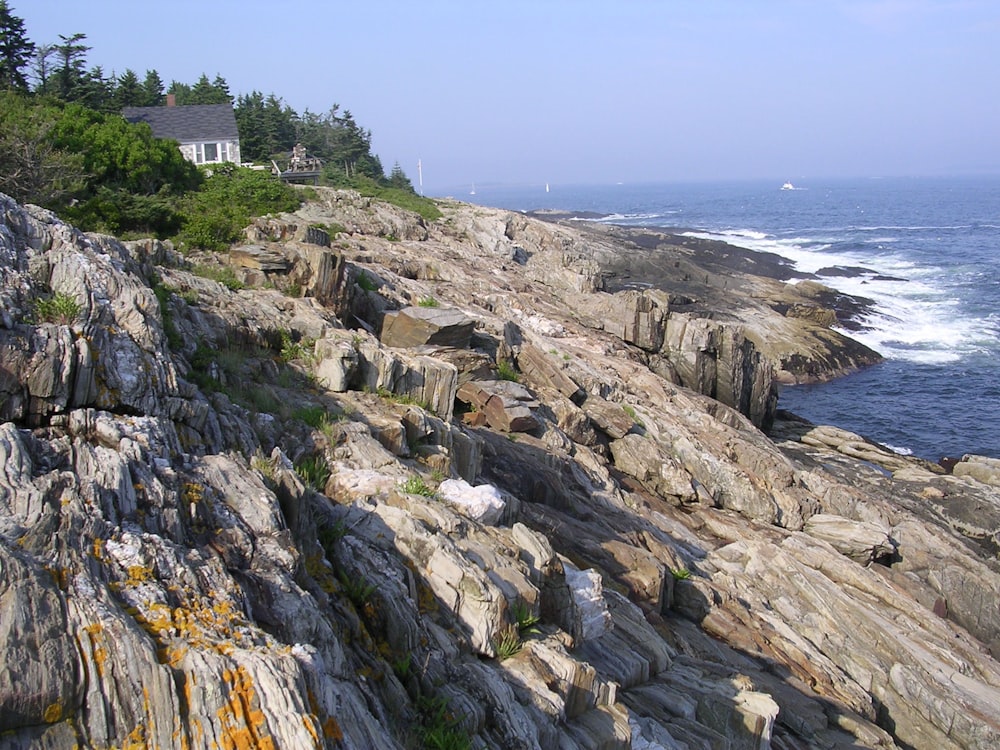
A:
[[122, 103, 240, 143]]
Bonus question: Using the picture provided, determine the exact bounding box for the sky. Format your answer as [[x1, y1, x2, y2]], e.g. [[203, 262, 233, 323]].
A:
[[14, 0, 1000, 194]]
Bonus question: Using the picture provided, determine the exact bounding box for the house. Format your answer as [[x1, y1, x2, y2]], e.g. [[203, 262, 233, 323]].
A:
[[123, 95, 241, 166]]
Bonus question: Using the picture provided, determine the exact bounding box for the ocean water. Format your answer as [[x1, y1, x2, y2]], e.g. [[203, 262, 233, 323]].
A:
[[456, 177, 1000, 461]]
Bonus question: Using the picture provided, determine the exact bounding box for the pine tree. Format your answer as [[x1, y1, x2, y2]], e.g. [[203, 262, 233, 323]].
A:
[[141, 69, 163, 106], [52, 32, 90, 101], [115, 68, 143, 107], [0, 0, 35, 91]]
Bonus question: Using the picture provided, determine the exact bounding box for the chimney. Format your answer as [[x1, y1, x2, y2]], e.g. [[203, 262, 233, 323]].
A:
[[166, 93, 176, 107]]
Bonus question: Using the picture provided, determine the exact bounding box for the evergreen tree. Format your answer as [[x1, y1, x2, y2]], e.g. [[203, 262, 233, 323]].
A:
[[115, 68, 143, 107], [52, 32, 90, 101], [75, 64, 113, 111], [0, 0, 34, 91], [141, 69, 163, 106], [211, 73, 231, 103], [187, 73, 230, 104], [388, 162, 413, 191], [167, 80, 192, 104], [30, 43, 54, 93], [235, 90, 297, 162]]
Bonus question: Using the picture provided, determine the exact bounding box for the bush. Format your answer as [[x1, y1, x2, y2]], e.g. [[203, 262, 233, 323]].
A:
[[178, 166, 301, 251]]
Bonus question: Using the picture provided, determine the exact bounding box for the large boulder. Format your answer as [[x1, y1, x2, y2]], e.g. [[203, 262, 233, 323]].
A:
[[380, 306, 476, 349]]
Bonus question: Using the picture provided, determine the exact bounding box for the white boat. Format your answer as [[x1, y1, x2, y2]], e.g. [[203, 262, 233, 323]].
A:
[[781, 181, 795, 190], [470, 183, 476, 195]]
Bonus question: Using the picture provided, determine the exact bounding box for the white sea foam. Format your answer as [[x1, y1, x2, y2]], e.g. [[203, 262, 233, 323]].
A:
[[685, 229, 993, 365]]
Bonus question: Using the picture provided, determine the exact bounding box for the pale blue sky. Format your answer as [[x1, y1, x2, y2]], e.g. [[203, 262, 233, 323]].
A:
[[16, 1, 1000, 193]]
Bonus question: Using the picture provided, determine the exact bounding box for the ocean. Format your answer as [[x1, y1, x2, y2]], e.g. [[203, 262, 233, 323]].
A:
[[455, 176, 1000, 462]]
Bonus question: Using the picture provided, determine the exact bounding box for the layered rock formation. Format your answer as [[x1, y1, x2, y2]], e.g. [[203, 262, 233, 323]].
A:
[[1, 188, 999, 749]]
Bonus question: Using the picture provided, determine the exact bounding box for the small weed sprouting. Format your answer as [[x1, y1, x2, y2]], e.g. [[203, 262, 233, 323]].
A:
[[417, 296, 439, 308], [416, 695, 471, 750], [34, 292, 82, 325], [496, 360, 519, 382], [250, 451, 277, 483], [317, 521, 347, 558], [356, 271, 378, 292], [511, 599, 541, 636], [374, 386, 430, 410], [400, 475, 436, 498], [295, 454, 331, 492], [279, 330, 315, 364], [391, 652, 412, 681], [492, 625, 523, 661], [671, 567, 692, 581], [622, 404, 645, 428], [293, 405, 327, 428], [191, 263, 244, 291], [337, 570, 376, 607]]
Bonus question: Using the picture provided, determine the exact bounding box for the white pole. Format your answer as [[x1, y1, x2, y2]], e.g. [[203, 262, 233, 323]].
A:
[[417, 159, 423, 195]]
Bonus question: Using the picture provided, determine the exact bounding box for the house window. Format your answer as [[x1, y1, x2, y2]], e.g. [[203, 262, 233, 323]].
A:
[[203, 143, 219, 162]]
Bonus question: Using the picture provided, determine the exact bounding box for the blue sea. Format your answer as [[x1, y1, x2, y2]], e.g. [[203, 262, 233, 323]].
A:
[[455, 177, 1000, 462]]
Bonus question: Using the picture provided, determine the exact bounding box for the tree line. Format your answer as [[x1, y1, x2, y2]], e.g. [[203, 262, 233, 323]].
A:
[[0, 0, 418, 241]]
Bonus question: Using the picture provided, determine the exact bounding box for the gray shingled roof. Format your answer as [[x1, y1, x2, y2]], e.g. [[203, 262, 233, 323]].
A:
[[122, 103, 239, 143]]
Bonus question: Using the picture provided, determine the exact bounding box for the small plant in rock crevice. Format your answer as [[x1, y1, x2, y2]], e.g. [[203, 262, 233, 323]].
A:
[[491, 625, 523, 661], [670, 567, 692, 581], [415, 694, 471, 750], [34, 292, 82, 325], [295, 454, 330, 492], [496, 360, 520, 383], [337, 570, 376, 607], [511, 599, 541, 636], [400, 475, 436, 498], [356, 271, 378, 292]]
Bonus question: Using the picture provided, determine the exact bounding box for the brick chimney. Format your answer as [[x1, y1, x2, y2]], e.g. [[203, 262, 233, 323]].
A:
[[166, 93, 176, 107]]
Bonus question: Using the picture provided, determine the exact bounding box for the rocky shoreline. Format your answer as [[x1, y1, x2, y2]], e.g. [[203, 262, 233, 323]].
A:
[[1, 188, 999, 749]]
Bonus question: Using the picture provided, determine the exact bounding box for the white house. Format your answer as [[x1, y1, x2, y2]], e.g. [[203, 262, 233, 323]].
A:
[[123, 96, 241, 166]]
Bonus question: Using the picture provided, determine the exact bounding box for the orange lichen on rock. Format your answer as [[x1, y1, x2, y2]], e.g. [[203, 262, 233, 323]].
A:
[[216, 666, 275, 750]]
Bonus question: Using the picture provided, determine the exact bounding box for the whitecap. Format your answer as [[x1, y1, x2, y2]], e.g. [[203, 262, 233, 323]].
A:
[[691, 228, 993, 366]]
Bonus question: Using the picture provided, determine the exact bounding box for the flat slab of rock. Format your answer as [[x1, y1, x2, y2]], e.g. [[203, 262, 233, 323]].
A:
[[380, 306, 476, 349], [229, 245, 289, 272]]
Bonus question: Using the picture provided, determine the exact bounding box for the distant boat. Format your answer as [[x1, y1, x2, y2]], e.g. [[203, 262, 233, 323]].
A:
[[470, 183, 476, 195], [781, 181, 795, 190], [545, 183, 550, 193]]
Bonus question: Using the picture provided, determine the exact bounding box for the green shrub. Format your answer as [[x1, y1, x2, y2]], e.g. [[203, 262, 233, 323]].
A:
[[417, 296, 439, 308], [177, 166, 301, 251], [670, 567, 692, 581]]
